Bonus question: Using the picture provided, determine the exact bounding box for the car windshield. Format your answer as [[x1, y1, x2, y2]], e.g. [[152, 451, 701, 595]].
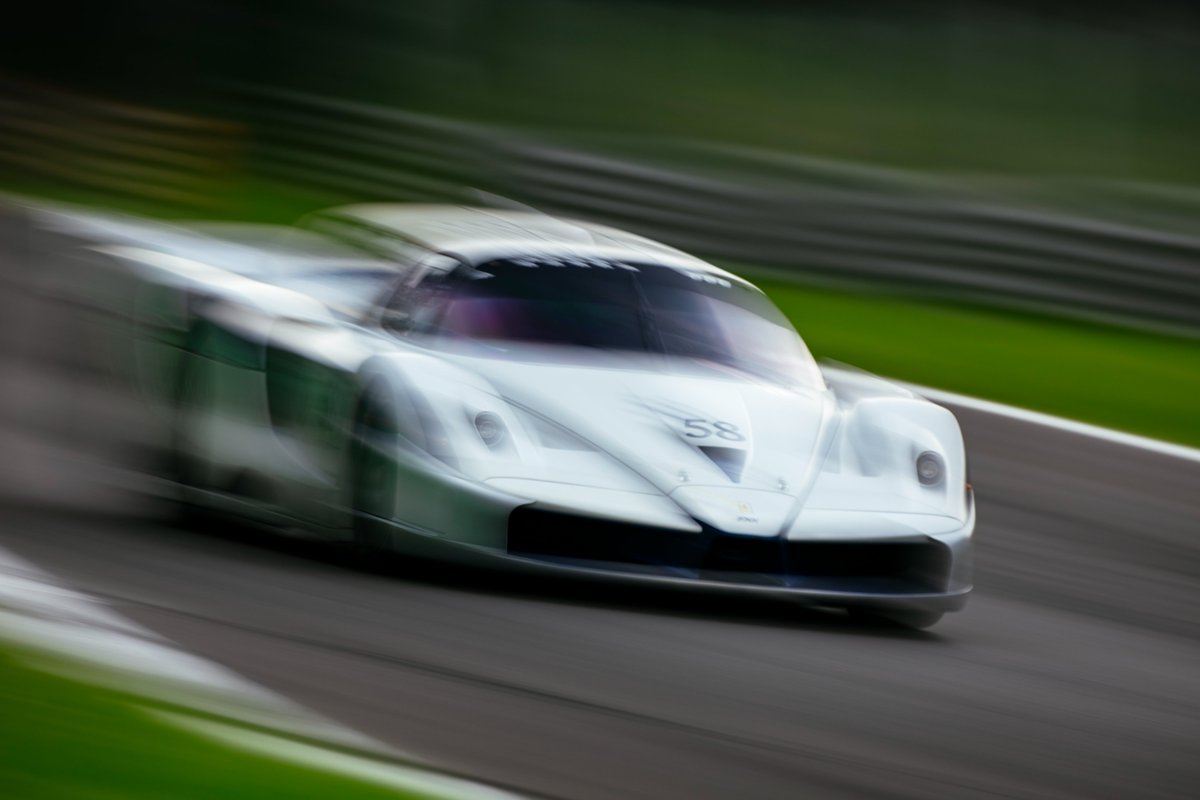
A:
[[409, 257, 818, 387]]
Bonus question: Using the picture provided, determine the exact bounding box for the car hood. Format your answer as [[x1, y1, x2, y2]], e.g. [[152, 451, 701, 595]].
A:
[[446, 350, 837, 536]]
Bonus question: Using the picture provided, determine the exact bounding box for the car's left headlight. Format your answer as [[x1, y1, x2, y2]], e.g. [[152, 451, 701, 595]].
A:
[[473, 411, 508, 448], [916, 451, 944, 486]]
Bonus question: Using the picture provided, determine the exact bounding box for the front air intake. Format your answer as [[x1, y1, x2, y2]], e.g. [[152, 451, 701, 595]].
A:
[[508, 507, 705, 568]]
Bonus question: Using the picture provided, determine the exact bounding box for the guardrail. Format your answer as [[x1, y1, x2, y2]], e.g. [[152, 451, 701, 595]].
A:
[[242, 89, 1200, 336], [4, 78, 1197, 335]]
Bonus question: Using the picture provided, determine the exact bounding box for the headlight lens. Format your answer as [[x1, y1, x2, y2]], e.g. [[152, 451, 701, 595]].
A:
[[473, 411, 507, 448], [916, 451, 944, 486]]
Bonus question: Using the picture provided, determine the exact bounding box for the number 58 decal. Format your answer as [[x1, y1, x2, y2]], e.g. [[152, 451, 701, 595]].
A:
[[682, 419, 746, 442]]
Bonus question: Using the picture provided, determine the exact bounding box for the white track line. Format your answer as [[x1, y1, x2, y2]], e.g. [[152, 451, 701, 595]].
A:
[[0, 545, 523, 800], [157, 713, 522, 800]]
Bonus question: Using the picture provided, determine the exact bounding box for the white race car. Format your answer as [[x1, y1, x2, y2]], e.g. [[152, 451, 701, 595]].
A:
[[56, 204, 974, 628]]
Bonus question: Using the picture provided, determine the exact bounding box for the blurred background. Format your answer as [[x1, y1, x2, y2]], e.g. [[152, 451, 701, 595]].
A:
[[1, 2, 1199, 799], [2, 0, 1199, 442]]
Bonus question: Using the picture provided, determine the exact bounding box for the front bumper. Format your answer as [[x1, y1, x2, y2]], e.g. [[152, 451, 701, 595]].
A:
[[371, 481, 975, 613], [495, 499, 974, 612]]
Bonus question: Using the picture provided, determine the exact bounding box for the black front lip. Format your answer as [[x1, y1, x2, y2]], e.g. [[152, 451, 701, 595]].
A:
[[354, 509, 971, 611], [506, 505, 957, 597], [480, 546, 972, 612]]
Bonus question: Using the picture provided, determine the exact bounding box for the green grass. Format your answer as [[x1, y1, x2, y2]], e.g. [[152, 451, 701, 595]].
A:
[[0, 650, 427, 800], [758, 278, 1200, 448]]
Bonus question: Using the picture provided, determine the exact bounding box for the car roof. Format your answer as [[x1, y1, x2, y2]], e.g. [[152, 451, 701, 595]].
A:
[[320, 204, 749, 285]]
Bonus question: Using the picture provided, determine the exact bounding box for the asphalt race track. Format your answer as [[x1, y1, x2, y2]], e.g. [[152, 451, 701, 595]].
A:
[[1, 290, 1198, 798]]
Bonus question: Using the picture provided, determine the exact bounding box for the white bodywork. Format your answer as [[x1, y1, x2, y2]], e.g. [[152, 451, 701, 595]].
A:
[[38, 203, 974, 622]]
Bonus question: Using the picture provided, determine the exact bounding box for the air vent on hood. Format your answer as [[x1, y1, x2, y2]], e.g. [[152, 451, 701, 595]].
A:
[[699, 446, 747, 483]]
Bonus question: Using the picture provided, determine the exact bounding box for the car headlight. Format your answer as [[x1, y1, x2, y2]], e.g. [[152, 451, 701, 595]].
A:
[[473, 411, 507, 448], [916, 451, 944, 486]]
